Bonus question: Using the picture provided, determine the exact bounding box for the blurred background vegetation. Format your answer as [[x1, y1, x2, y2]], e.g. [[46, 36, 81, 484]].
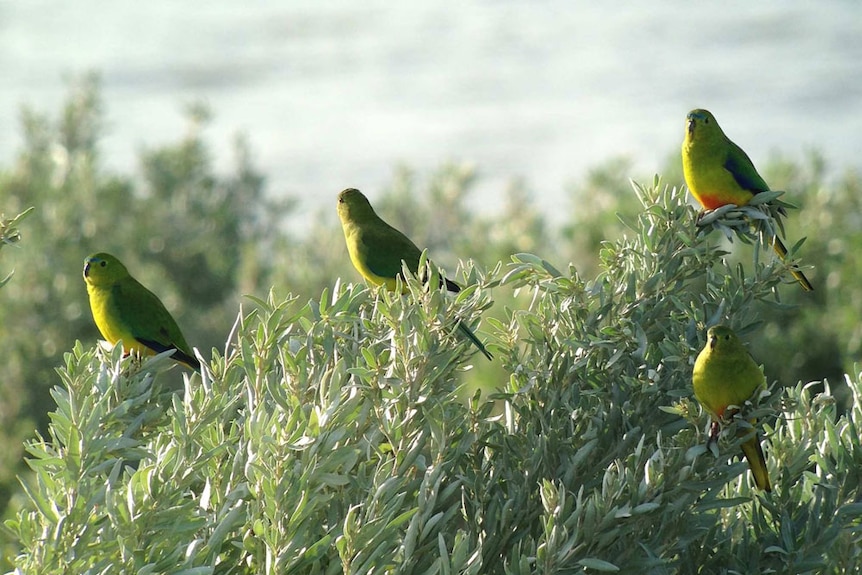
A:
[[1, 77, 860, 570]]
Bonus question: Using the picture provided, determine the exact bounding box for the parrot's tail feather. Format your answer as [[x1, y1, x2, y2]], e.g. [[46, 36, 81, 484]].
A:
[[740, 431, 772, 492], [771, 237, 814, 292], [456, 321, 493, 361]]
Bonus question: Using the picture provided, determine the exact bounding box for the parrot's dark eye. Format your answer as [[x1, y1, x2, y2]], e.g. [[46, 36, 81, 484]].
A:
[[100, 261, 107, 267]]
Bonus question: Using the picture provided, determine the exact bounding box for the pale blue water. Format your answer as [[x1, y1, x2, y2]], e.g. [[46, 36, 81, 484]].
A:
[[2, 1, 861, 223]]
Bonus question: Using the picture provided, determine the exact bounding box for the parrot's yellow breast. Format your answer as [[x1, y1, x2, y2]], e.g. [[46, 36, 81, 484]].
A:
[[86, 283, 148, 356]]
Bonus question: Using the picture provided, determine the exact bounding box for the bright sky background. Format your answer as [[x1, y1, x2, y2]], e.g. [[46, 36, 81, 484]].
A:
[[2, 1, 861, 222]]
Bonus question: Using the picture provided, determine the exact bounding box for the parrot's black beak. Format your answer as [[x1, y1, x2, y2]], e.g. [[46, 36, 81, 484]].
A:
[[687, 117, 696, 137], [83, 262, 91, 277], [708, 334, 718, 350]]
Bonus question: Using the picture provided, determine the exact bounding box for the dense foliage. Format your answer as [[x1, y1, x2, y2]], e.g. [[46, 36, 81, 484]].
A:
[[2, 78, 861, 573]]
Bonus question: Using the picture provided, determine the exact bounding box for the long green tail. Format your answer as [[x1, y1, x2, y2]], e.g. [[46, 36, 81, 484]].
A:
[[771, 236, 814, 292], [456, 320, 493, 361], [739, 429, 772, 492]]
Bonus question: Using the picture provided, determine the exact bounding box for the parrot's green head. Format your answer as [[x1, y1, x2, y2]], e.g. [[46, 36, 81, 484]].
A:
[[685, 108, 721, 142], [705, 324, 741, 354], [337, 188, 377, 224], [83, 253, 130, 287]]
